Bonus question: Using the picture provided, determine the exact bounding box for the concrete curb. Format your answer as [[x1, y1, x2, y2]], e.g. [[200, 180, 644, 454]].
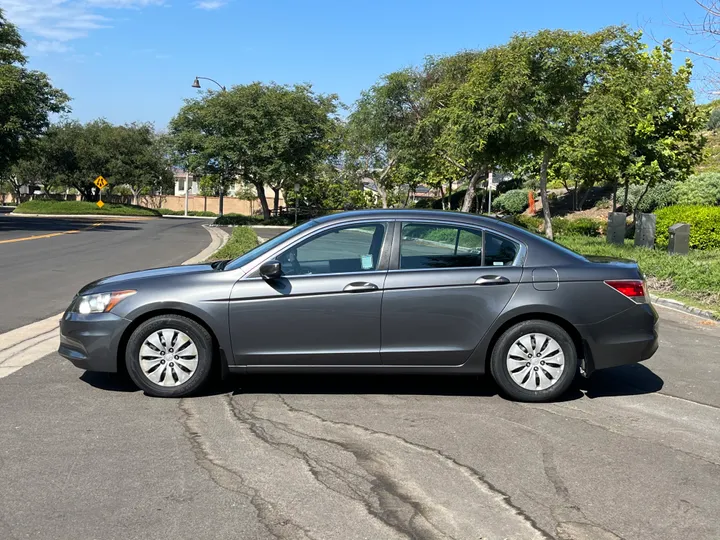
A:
[[207, 224, 292, 230], [650, 295, 719, 321], [182, 225, 230, 265], [161, 214, 216, 220]]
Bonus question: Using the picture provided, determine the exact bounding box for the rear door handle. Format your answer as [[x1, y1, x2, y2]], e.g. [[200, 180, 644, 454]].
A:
[[343, 282, 379, 293], [475, 275, 510, 286]]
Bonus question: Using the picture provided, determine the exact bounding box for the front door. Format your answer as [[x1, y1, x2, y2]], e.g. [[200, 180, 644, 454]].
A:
[[381, 222, 523, 365], [229, 222, 390, 366]]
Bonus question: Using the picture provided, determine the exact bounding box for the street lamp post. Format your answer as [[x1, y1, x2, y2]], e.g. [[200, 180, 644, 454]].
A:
[[191, 77, 227, 92]]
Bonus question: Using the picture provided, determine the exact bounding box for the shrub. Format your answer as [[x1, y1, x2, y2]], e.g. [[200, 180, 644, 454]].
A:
[[207, 226, 259, 261], [673, 173, 720, 206], [514, 214, 604, 237], [13, 200, 160, 216], [625, 181, 678, 213], [514, 214, 542, 232], [492, 189, 529, 215], [655, 205, 720, 250]]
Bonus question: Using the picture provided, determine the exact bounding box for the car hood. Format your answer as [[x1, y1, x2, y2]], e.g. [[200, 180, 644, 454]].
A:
[[79, 263, 217, 294]]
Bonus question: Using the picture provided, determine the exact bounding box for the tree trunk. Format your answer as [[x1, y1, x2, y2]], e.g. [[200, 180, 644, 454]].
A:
[[439, 184, 446, 210], [377, 185, 388, 208], [461, 169, 484, 213], [632, 181, 652, 227], [272, 187, 280, 216], [131, 189, 139, 206], [448, 180, 453, 210], [539, 150, 554, 240], [253, 181, 271, 220], [622, 178, 630, 212], [572, 179, 578, 211], [219, 191, 224, 217], [578, 186, 591, 210], [611, 181, 618, 212]]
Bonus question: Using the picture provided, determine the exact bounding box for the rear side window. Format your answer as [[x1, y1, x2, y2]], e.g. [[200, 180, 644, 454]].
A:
[[484, 232, 519, 266], [400, 224, 483, 269]]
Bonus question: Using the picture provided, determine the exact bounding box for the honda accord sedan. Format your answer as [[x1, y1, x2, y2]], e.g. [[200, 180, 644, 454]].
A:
[[59, 210, 659, 401]]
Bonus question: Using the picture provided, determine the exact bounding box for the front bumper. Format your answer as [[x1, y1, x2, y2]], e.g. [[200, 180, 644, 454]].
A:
[[58, 312, 131, 373], [578, 302, 659, 375]]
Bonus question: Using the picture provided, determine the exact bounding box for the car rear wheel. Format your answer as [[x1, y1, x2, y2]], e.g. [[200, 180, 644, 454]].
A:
[[490, 320, 577, 402], [125, 315, 213, 398]]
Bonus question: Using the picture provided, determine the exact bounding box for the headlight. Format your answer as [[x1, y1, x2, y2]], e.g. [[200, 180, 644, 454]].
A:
[[75, 290, 136, 314]]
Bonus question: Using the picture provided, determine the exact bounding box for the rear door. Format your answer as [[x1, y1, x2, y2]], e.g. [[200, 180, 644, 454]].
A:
[[381, 221, 523, 365]]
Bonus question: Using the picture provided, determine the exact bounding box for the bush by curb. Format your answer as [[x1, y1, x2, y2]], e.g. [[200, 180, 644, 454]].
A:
[[205, 226, 259, 261], [13, 200, 160, 216]]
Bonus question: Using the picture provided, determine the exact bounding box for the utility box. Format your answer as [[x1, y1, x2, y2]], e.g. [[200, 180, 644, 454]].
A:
[[634, 213, 656, 249], [607, 212, 627, 245], [668, 223, 690, 255]]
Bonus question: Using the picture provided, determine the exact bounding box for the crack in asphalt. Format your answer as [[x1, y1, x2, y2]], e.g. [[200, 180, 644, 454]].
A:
[[178, 398, 317, 540], [177, 392, 552, 539], [226, 395, 451, 540], [270, 394, 552, 540]]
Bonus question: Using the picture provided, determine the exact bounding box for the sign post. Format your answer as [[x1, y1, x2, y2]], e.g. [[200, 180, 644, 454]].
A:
[[294, 183, 300, 226], [94, 176, 108, 208]]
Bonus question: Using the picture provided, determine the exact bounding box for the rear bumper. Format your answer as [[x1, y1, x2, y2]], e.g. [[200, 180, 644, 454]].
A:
[[58, 312, 131, 373], [578, 303, 659, 374]]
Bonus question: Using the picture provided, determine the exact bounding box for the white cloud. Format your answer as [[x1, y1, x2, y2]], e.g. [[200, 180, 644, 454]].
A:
[[28, 39, 73, 54], [3, 0, 164, 51], [195, 1, 227, 10]]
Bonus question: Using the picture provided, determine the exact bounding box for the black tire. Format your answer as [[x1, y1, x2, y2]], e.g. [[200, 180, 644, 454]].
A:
[[490, 320, 577, 402], [125, 314, 214, 398]]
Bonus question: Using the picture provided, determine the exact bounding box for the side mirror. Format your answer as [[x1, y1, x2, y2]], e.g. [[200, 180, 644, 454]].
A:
[[259, 260, 282, 280]]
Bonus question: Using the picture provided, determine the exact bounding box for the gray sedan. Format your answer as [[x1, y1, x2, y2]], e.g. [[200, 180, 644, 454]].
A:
[[59, 210, 659, 401]]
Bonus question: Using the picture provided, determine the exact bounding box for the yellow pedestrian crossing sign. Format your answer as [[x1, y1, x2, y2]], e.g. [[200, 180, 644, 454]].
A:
[[97, 200, 105, 208], [94, 176, 108, 190]]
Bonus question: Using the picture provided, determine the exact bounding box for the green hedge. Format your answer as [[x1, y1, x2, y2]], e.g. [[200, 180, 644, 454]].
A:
[[214, 213, 296, 226], [13, 200, 160, 216], [514, 214, 605, 237], [206, 226, 259, 261], [655, 205, 720, 250]]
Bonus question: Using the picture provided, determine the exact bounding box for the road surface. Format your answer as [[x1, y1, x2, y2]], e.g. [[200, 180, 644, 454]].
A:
[[0, 215, 718, 540], [0, 215, 210, 332]]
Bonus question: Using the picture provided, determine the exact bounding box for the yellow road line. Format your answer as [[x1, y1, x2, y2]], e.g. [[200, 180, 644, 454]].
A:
[[0, 222, 103, 245]]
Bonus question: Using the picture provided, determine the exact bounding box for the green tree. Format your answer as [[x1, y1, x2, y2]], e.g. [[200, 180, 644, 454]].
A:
[[171, 83, 338, 219], [345, 69, 428, 208], [0, 9, 69, 180]]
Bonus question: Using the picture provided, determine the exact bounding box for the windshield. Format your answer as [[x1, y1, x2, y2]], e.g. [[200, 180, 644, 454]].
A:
[[224, 221, 316, 271]]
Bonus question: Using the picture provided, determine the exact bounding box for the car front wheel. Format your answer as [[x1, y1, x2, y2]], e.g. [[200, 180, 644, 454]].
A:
[[490, 320, 577, 402], [125, 314, 213, 398]]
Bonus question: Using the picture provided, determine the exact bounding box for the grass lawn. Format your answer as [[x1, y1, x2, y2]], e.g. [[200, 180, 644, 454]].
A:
[[205, 226, 259, 262], [13, 200, 161, 216], [557, 235, 720, 316]]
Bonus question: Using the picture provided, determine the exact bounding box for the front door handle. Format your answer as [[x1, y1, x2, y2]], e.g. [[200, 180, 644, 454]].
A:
[[343, 282, 379, 293], [475, 275, 510, 286]]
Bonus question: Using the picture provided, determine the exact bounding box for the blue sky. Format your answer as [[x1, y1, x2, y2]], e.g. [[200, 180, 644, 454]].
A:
[[5, 1, 718, 129]]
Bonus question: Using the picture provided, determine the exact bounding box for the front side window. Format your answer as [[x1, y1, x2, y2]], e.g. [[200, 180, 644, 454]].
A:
[[278, 223, 386, 276], [400, 223, 483, 269]]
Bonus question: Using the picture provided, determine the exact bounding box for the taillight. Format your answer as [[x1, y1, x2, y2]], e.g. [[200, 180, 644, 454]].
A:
[[604, 280, 647, 303]]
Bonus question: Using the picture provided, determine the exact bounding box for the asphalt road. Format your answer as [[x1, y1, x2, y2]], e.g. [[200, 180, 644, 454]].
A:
[[1, 217, 719, 539], [0, 306, 717, 540], [0, 215, 210, 332]]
